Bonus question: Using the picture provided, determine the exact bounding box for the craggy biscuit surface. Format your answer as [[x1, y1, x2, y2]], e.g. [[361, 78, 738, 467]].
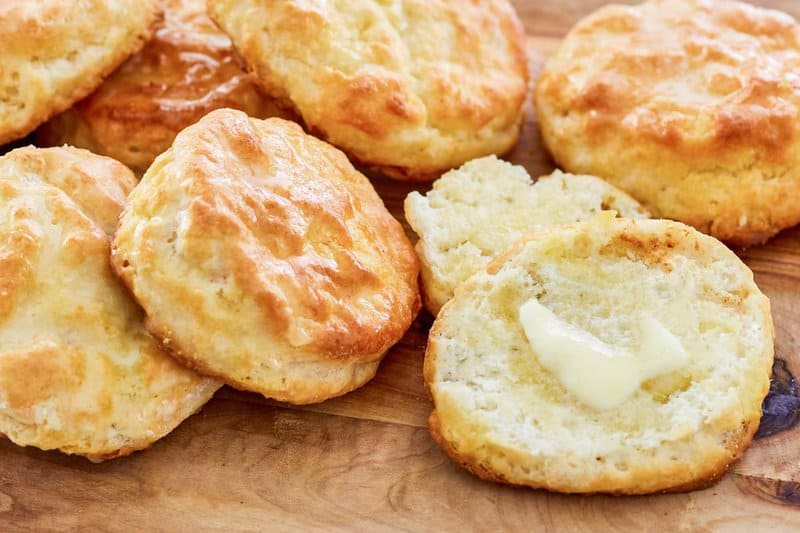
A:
[[38, 0, 288, 175], [405, 156, 649, 314], [112, 109, 420, 404], [426, 216, 773, 494], [0, 147, 220, 461], [536, 0, 800, 246], [0, 0, 159, 145], [208, 0, 528, 181]]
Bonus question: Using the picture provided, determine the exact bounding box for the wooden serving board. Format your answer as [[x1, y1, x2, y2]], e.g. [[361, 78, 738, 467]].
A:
[[3, 1, 800, 530]]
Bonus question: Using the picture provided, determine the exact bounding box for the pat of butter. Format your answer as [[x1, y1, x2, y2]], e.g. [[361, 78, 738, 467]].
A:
[[519, 299, 690, 410]]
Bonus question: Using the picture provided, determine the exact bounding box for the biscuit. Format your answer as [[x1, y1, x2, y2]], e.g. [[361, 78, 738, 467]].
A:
[[0, 0, 160, 146], [207, 0, 528, 181], [37, 0, 289, 176], [0, 147, 220, 461], [405, 156, 649, 315], [536, 0, 800, 247], [111, 109, 420, 404], [425, 215, 774, 494]]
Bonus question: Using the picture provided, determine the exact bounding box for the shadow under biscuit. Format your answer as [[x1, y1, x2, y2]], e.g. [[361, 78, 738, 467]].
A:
[[0, 134, 35, 156]]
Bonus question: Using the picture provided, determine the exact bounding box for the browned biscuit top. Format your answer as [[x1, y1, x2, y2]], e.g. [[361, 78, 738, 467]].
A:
[[536, 0, 800, 246], [112, 109, 420, 403], [0, 0, 160, 145], [541, 0, 799, 153], [37, 0, 288, 175], [208, 0, 529, 180], [0, 146, 219, 461]]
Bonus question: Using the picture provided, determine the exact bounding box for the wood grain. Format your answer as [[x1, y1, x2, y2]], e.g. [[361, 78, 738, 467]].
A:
[[2, 1, 800, 530], [2, 399, 799, 532]]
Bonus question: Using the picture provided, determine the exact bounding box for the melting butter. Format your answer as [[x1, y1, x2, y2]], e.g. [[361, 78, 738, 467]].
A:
[[518, 299, 690, 410]]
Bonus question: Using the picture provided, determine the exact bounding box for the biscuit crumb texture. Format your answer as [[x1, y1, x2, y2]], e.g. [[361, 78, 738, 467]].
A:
[[112, 110, 420, 404], [425, 217, 773, 494], [0, 0, 160, 145], [208, 0, 528, 180], [536, 0, 800, 246], [0, 147, 220, 461], [405, 156, 649, 314]]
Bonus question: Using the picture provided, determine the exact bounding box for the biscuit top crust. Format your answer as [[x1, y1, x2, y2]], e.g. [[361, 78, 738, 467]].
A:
[[0, 0, 160, 145], [0, 0, 153, 60], [0, 147, 219, 460], [5, 146, 137, 236], [113, 109, 419, 362], [537, 0, 800, 156], [208, 0, 528, 179], [38, 0, 285, 175], [78, 0, 272, 129]]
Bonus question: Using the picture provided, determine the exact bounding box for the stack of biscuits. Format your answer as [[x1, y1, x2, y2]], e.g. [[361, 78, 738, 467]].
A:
[[0, 0, 787, 496]]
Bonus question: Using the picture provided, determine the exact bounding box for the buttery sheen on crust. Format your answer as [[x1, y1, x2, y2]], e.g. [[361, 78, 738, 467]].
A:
[[0, 0, 159, 146], [405, 156, 649, 315], [0, 147, 220, 461], [112, 109, 420, 404], [37, 0, 289, 176], [207, 0, 528, 181], [425, 216, 773, 494], [536, 0, 800, 246]]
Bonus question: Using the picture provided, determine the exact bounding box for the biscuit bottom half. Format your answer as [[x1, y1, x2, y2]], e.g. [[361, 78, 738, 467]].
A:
[[425, 216, 773, 494]]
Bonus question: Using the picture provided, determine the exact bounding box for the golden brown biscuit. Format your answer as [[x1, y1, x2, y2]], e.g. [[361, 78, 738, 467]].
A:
[[426, 215, 774, 494], [37, 0, 289, 176], [536, 0, 800, 247], [0, 147, 220, 461], [112, 109, 420, 404], [405, 156, 649, 315], [0, 0, 160, 146], [207, 0, 529, 181]]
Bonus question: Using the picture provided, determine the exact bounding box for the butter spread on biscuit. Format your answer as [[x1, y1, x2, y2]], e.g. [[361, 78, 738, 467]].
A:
[[519, 299, 689, 409]]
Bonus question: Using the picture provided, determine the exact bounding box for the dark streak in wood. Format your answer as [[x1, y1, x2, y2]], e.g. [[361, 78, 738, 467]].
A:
[[756, 358, 800, 440], [735, 474, 800, 507]]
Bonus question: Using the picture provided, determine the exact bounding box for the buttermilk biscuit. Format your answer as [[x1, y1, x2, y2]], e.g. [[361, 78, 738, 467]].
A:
[[112, 109, 420, 404], [207, 0, 528, 181], [37, 0, 289, 176], [0, 0, 159, 146], [536, 0, 800, 247], [0, 147, 220, 461], [426, 216, 773, 494], [404, 156, 649, 315]]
